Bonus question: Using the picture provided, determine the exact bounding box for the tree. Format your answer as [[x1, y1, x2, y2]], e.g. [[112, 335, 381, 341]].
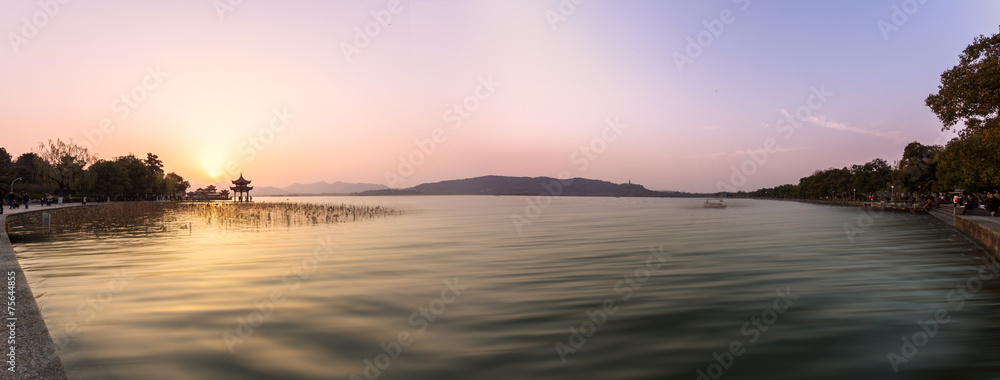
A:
[[115, 154, 155, 199], [936, 132, 1000, 191], [892, 142, 943, 193], [0, 147, 12, 181], [13, 152, 54, 194], [163, 172, 190, 197], [86, 160, 130, 197], [144, 153, 163, 172], [925, 27, 1000, 137], [36, 139, 95, 195], [796, 167, 852, 198], [851, 158, 892, 194], [143, 153, 166, 196]]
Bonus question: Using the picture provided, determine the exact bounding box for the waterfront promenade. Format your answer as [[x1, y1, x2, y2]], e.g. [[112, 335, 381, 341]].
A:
[[0, 202, 83, 379], [798, 198, 1000, 258], [929, 206, 1000, 259]]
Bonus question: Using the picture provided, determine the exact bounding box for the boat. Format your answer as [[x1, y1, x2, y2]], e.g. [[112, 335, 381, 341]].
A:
[[704, 200, 727, 208]]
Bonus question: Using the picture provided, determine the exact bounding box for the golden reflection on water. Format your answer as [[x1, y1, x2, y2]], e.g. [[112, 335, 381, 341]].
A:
[[12, 197, 1000, 379]]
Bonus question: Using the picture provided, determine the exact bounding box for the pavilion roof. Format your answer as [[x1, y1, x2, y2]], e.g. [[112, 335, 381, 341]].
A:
[[232, 173, 252, 185]]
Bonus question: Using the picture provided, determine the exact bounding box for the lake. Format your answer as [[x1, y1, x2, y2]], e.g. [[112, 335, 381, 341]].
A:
[[12, 196, 1000, 379]]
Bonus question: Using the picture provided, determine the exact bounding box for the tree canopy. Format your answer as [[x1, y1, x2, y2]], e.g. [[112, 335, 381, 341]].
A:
[[753, 28, 1000, 198], [1, 142, 189, 200], [936, 133, 1000, 191], [925, 28, 1000, 137], [35, 139, 95, 195], [892, 142, 943, 193]]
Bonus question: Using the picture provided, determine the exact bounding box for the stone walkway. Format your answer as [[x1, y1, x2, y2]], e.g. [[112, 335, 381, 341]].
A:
[[0, 202, 80, 379], [1, 201, 85, 217], [927, 205, 1000, 259], [964, 214, 1000, 230]]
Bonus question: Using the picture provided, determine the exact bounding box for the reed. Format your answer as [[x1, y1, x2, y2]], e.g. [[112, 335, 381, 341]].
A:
[[178, 201, 400, 229], [5, 201, 399, 237], [7, 202, 180, 235]]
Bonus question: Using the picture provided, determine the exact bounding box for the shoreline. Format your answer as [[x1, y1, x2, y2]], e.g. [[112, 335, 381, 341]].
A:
[[0, 202, 91, 380], [934, 208, 1000, 260], [786, 198, 1000, 259]]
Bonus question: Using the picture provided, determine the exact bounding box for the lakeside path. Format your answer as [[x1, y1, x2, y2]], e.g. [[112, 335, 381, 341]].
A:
[[928, 206, 1000, 259], [798, 199, 1000, 259], [0, 202, 86, 380]]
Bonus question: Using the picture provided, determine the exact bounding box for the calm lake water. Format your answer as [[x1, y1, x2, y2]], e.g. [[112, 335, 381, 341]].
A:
[[12, 196, 1000, 379]]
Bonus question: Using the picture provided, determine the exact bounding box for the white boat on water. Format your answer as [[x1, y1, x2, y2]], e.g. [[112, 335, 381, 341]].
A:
[[704, 200, 727, 208]]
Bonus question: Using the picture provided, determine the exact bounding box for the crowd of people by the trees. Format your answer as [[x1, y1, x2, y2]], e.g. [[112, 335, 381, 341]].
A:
[[0, 139, 190, 209]]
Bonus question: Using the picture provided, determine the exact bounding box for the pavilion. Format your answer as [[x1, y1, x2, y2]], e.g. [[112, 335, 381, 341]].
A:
[[230, 174, 254, 202]]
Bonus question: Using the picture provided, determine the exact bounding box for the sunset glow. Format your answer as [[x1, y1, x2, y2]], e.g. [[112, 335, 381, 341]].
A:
[[0, 1, 996, 192]]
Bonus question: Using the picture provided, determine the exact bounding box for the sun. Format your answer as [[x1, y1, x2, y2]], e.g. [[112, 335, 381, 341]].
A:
[[203, 153, 226, 180]]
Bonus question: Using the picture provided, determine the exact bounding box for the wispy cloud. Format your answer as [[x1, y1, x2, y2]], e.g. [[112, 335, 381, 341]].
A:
[[731, 146, 808, 156], [683, 151, 730, 159], [681, 146, 808, 159], [802, 114, 908, 143]]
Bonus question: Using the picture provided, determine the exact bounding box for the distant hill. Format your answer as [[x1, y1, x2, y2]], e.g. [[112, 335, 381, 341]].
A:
[[356, 175, 702, 197], [254, 181, 388, 196]]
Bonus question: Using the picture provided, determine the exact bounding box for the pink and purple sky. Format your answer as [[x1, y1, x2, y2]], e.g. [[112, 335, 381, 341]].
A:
[[1, 0, 997, 192]]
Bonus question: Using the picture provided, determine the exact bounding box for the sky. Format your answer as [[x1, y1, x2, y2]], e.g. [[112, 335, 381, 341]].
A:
[[0, 0, 997, 193]]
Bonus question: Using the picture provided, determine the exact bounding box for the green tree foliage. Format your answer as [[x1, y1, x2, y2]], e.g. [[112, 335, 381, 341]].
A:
[[12, 152, 55, 194], [2, 143, 190, 200], [925, 28, 1000, 137], [851, 158, 892, 194], [924, 27, 1000, 191], [796, 167, 853, 198], [936, 131, 1000, 191], [144, 153, 163, 172], [36, 139, 95, 195], [145, 153, 165, 195], [752, 158, 893, 199], [891, 142, 943, 193], [163, 172, 190, 196], [85, 160, 131, 197], [115, 154, 154, 197], [0, 148, 13, 181]]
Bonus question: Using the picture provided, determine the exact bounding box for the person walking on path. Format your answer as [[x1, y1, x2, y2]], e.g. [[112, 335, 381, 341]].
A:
[[22, 192, 29, 209]]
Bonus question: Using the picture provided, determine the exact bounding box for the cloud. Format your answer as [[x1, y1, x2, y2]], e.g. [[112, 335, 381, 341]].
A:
[[731, 146, 808, 156], [680, 151, 730, 159], [682, 146, 808, 159], [805, 115, 908, 143]]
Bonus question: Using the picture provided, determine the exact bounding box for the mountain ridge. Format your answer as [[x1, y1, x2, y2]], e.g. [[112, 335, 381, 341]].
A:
[[355, 175, 706, 197], [253, 181, 388, 196]]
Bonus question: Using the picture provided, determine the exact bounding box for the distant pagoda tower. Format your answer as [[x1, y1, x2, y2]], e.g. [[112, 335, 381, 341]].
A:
[[230, 173, 254, 202]]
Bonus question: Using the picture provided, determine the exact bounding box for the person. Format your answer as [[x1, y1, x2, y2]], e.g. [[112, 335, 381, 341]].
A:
[[0, 191, 4, 215], [6, 191, 12, 209], [962, 194, 978, 215], [986, 193, 1000, 217], [22, 192, 28, 209]]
